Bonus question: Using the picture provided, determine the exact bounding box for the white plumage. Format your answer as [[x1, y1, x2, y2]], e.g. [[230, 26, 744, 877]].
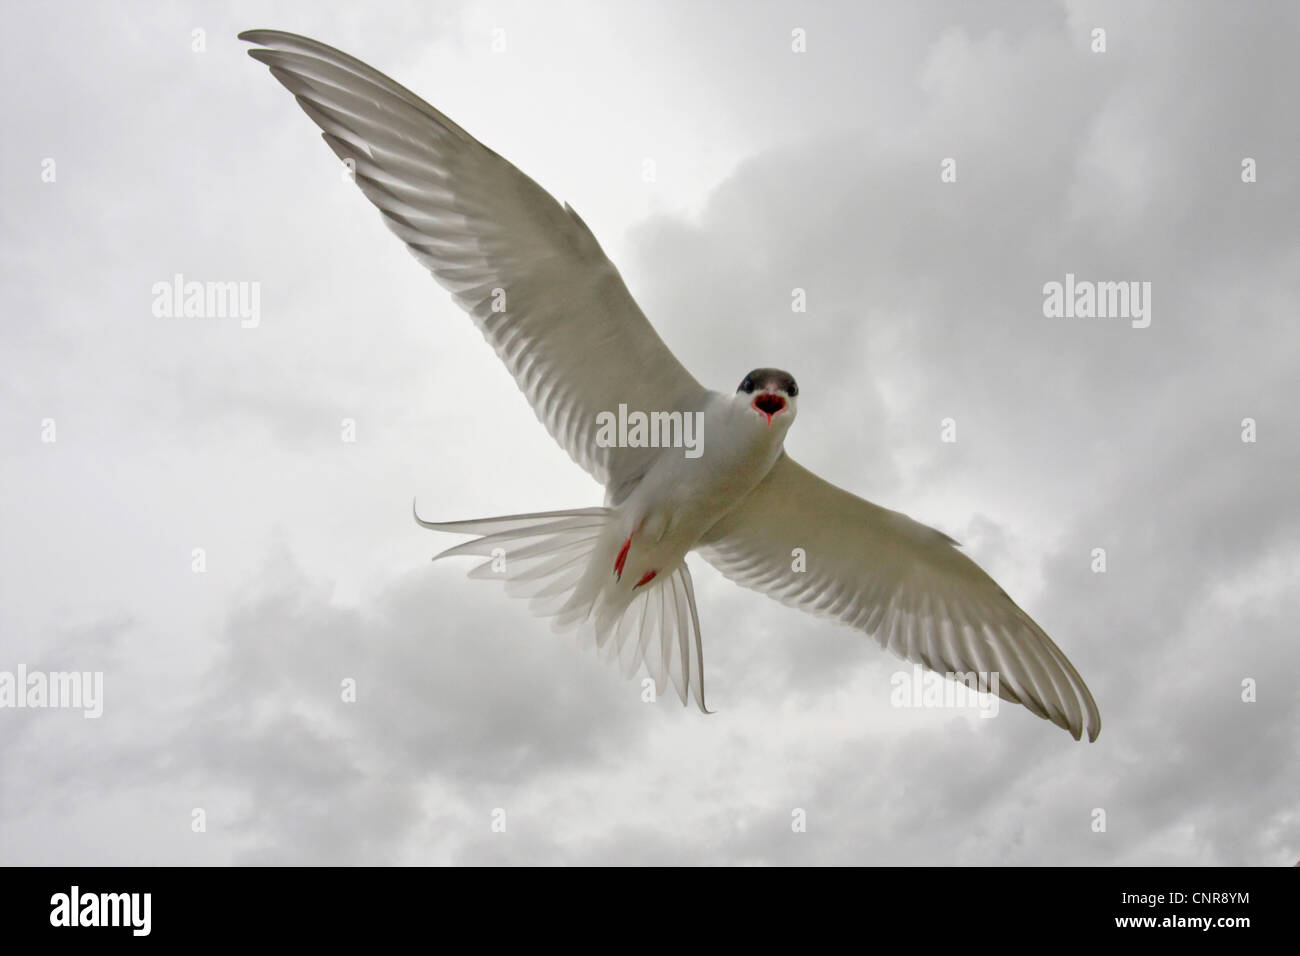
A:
[[242, 30, 1101, 740]]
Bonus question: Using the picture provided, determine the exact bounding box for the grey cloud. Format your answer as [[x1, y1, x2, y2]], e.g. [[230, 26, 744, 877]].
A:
[[2, 0, 1296, 866]]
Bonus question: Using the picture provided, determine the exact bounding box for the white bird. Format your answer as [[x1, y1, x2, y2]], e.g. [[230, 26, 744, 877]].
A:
[[241, 30, 1101, 741]]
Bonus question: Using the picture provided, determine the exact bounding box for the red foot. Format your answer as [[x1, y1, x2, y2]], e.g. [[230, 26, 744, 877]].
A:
[[634, 570, 657, 588], [613, 536, 632, 580]]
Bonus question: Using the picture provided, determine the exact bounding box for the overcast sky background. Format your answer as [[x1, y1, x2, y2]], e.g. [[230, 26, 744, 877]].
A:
[[1, 0, 1297, 865]]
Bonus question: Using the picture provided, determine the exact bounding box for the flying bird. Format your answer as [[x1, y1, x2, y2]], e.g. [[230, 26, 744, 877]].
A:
[[240, 30, 1101, 741]]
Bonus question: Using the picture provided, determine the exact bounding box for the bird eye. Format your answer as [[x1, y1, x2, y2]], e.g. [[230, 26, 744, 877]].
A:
[[787, 382, 798, 397], [740, 377, 755, 394]]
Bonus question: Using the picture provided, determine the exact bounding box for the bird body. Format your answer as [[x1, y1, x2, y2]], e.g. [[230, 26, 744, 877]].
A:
[[241, 29, 1102, 740], [413, 384, 794, 712], [615, 387, 795, 579]]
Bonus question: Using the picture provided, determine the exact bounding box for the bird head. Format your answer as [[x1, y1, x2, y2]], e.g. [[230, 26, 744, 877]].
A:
[[736, 368, 798, 429]]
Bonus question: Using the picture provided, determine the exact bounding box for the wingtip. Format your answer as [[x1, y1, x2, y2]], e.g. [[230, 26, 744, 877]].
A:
[[1062, 713, 1103, 742], [237, 29, 288, 45], [1067, 713, 1101, 743], [412, 497, 432, 528]]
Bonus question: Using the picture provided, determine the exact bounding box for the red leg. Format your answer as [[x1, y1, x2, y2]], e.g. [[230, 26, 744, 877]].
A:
[[613, 535, 632, 580]]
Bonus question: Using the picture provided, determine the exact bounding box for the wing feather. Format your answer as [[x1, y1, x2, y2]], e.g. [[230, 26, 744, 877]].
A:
[[241, 30, 706, 490], [700, 454, 1101, 740]]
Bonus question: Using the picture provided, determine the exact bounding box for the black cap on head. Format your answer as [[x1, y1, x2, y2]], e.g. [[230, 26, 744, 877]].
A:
[[737, 368, 798, 397]]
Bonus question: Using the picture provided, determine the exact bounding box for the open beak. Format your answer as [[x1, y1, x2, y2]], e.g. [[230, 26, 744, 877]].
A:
[[752, 391, 787, 425]]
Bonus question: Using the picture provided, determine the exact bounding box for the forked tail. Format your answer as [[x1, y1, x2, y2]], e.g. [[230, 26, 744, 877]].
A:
[[413, 502, 709, 711]]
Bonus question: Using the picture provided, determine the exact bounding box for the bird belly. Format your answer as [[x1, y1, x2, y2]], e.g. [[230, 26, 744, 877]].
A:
[[609, 408, 783, 591]]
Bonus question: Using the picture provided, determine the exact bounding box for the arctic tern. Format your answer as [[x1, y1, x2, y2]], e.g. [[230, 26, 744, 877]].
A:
[[241, 30, 1101, 741]]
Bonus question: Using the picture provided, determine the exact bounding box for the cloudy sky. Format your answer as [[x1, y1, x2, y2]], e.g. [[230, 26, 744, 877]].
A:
[[2, 0, 1297, 865]]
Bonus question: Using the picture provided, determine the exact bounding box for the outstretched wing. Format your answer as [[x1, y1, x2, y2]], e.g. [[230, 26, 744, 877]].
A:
[[240, 30, 707, 492], [699, 455, 1101, 740]]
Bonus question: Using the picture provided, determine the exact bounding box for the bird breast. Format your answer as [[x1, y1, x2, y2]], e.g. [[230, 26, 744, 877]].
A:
[[621, 395, 787, 561]]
